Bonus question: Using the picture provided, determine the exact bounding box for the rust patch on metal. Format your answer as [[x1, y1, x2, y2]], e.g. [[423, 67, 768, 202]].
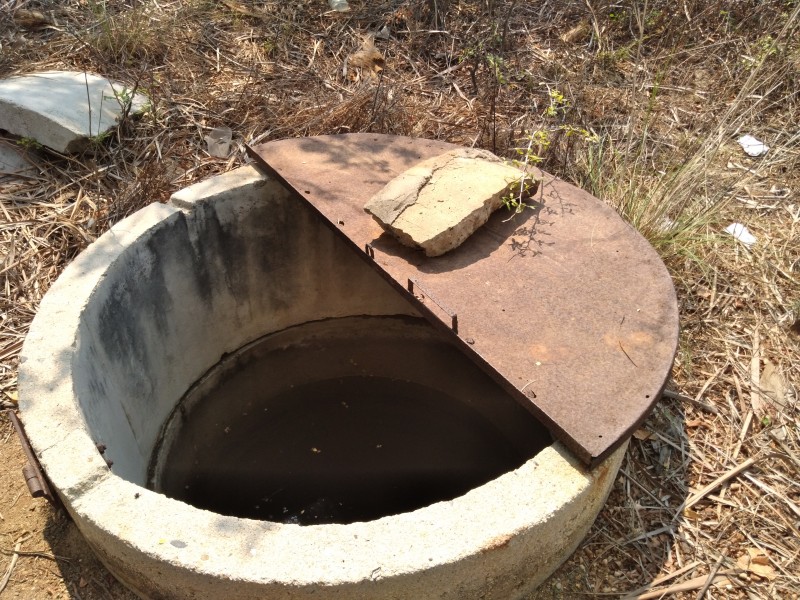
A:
[[247, 134, 679, 466], [591, 452, 616, 487], [528, 343, 573, 363]]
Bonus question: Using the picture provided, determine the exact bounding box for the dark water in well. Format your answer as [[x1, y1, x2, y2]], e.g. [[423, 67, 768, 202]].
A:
[[150, 317, 550, 525]]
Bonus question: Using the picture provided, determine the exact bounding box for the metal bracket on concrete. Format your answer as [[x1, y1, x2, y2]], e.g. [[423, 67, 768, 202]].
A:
[[408, 278, 459, 334], [5, 409, 55, 504]]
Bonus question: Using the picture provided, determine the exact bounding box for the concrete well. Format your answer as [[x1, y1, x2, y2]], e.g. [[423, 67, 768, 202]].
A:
[[19, 164, 627, 600]]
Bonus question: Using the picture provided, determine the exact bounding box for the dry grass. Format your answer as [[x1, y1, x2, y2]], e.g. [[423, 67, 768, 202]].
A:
[[1, 0, 798, 598]]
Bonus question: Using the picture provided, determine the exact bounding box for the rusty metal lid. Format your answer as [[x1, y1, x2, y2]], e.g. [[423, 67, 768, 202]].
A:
[[247, 134, 679, 466]]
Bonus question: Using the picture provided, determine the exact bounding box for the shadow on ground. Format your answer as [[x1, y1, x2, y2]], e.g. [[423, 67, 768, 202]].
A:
[[42, 510, 138, 600]]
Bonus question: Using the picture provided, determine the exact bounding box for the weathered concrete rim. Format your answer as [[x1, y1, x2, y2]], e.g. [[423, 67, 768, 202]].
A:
[[19, 165, 627, 599]]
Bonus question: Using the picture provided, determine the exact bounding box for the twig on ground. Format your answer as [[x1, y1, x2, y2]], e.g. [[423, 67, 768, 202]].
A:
[[675, 457, 757, 517], [694, 555, 726, 600], [662, 389, 720, 415], [0, 540, 22, 594], [623, 572, 734, 600]]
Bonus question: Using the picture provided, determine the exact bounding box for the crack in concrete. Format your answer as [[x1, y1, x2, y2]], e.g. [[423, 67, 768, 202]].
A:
[[37, 429, 71, 455]]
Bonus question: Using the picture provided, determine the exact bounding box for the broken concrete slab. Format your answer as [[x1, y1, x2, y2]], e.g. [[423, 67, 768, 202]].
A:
[[364, 148, 530, 257], [0, 71, 149, 153]]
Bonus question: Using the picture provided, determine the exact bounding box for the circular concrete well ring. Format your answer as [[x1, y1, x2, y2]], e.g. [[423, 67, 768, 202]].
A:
[[20, 164, 628, 599]]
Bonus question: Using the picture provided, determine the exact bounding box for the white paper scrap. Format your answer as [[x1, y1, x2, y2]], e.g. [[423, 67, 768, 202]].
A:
[[724, 223, 757, 247], [328, 0, 350, 11], [738, 135, 769, 157]]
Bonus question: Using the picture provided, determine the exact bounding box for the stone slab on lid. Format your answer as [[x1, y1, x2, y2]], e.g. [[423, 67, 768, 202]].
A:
[[364, 148, 528, 257], [0, 71, 149, 153]]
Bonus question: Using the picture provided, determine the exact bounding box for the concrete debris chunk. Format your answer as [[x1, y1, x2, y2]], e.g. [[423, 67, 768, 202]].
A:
[[0, 71, 149, 153], [364, 148, 530, 257]]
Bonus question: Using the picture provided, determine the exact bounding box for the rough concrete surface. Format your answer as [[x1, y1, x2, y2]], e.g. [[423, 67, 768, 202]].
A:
[[364, 148, 528, 256], [19, 165, 625, 599], [0, 71, 148, 153]]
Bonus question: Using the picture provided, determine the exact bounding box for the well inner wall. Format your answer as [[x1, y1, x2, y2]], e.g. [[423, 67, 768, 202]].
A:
[[72, 171, 425, 484]]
